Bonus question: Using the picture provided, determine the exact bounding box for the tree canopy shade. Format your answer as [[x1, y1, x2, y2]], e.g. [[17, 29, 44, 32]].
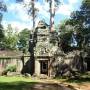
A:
[[0, 1, 7, 23], [58, 0, 90, 52], [69, 0, 90, 35], [0, 1, 7, 46], [2, 24, 18, 50], [0, 1, 7, 12], [0, 24, 4, 40], [18, 28, 30, 52]]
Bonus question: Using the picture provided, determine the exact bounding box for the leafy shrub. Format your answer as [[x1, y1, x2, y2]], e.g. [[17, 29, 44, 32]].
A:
[[2, 65, 16, 75], [6, 65, 16, 72]]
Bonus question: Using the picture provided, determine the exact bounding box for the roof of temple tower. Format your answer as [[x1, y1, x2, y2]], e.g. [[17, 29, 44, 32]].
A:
[[36, 20, 49, 28]]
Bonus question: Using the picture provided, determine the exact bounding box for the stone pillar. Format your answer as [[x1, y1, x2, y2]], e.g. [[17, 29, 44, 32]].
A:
[[48, 57, 54, 77], [35, 59, 40, 76]]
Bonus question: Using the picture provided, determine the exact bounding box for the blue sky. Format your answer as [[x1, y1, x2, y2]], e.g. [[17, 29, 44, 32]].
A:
[[2, 0, 82, 31]]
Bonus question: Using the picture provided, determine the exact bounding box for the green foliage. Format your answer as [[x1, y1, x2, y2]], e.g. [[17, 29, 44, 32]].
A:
[[59, 20, 74, 45], [0, 1, 7, 23], [58, 0, 90, 51], [2, 65, 16, 75], [0, 24, 4, 40], [2, 24, 18, 50], [0, 1, 7, 47], [2, 36, 18, 50], [0, 24, 30, 51], [5, 65, 16, 72], [18, 28, 30, 52], [0, 76, 36, 90], [69, 0, 90, 35]]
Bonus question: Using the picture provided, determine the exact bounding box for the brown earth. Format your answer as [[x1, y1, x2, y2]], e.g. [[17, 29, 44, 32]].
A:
[[67, 83, 90, 90], [35, 79, 90, 90]]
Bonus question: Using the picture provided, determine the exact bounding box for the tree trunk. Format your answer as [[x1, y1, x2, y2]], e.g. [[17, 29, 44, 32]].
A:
[[50, 0, 55, 32], [32, 0, 35, 31]]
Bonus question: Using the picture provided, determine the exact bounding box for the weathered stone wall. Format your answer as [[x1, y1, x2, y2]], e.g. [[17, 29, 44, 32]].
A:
[[51, 50, 87, 77], [0, 55, 30, 75], [0, 58, 22, 74]]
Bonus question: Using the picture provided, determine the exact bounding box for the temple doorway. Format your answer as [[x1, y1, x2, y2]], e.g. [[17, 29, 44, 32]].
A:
[[40, 61, 48, 75]]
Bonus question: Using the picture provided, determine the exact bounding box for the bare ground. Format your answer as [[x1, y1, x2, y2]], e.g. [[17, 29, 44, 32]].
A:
[[36, 79, 90, 90]]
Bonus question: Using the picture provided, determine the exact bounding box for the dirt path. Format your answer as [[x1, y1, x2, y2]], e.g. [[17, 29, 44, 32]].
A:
[[35, 79, 90, 90], [68, 83, 90, 90], [30, 83, 75, 90]]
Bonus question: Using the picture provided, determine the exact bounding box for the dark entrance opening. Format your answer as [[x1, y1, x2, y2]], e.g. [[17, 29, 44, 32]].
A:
[[40, 61, 48, 75], [86, 58, 90, 71]]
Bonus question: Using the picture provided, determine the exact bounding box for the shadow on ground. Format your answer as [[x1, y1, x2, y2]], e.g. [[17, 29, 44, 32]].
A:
[[65, 77, 90, 83], [0, 81, 76, 90]]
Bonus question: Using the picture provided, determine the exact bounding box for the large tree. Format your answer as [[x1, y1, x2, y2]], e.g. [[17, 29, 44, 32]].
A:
[[2, 24, 18, 50], [58, 0, 90, 51], [16, 0, 39, 53], [45, 0, 60, 32], [18, 28, 30, 52], [0, 1, 7, 49], [0, 1, 7, 22], [16, 0, 38, 31], [80, 0, 90, 34], [69, 0, 90, 35], [0, 1, 7, 39], [58, 20, 74, 52]]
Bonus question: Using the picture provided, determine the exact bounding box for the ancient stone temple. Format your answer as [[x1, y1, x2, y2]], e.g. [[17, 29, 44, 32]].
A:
[[29, 20, 58, 76], [28, 20, 89, 77]]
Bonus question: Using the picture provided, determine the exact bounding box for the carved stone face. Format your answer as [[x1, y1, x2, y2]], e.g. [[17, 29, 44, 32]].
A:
[[34, 44, 50, 56]]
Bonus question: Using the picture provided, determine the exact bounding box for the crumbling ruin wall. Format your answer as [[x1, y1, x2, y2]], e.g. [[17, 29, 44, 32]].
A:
[[51, 50, 87, 77]]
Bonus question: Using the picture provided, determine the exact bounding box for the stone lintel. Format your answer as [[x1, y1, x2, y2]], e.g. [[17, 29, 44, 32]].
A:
[[35, 56, 52, 58]]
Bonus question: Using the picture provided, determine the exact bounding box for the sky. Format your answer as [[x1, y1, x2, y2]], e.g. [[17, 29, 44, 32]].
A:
[[2, 0, 83, 31]]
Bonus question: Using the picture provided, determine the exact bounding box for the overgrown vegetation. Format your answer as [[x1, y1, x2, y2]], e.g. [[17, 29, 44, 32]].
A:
[[0, 0, 90, 52], [0, 24, 30, 51], [18, 28, 30, 52], [58, 0, 90, 52], [2, 65, 16, 75], [0, 0, 89, 81]]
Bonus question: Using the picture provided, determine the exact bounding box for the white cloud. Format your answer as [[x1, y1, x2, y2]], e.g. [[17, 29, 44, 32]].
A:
[[2, 20, 32, 32], [7, 2, 43, 25], [3, 2, 44, 30], [3, 0, 82, 30], [35, 2, 49, 19], [10, 21, 31, 30], [56, 4, 73, 16], [56, 0, 80, 16], [34, 0, 78, 17], [68, 0, 78, 5], [4, 0, 9, 3], [23, 0, 31, 4], [8, 3, 31, 22]]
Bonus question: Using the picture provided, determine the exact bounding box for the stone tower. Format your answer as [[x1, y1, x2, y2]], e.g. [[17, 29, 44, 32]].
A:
[[33, 20, 58, 76]]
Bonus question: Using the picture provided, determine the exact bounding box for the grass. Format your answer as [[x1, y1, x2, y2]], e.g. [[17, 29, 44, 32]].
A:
[[0, 76, 37, 90], [0, 76, 77, 90], [0, 74, 90, 90], [0, 76, 34, 82]]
